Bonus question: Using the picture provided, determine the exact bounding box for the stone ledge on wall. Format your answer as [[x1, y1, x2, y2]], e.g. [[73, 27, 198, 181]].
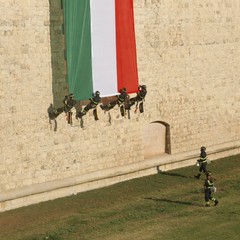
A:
[[1, 140, 239, 212]]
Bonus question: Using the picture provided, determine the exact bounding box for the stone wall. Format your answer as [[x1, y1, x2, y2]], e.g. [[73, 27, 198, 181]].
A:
[[0, 0, 240, 211]]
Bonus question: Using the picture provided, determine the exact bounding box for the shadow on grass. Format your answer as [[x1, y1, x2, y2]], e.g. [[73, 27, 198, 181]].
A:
[[144, 197, 201, 207], [158, 170, 192, 179]]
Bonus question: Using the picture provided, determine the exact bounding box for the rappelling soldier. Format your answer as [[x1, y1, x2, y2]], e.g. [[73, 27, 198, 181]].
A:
[[62, 93, 77, 125], [76, 91, 101, 120], [126, 85, 147, 113], [63, 93, 77, 113], [100, 88, 128, 116], [47, 93, 77, 120], [195, 146, 208, 179]]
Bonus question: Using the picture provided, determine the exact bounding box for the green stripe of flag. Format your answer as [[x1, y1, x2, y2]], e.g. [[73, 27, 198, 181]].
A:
[[63, 0, 93, 101]]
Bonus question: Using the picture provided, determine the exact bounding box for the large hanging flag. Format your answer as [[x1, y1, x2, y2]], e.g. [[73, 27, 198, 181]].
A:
[[62, 0, 139, 101]]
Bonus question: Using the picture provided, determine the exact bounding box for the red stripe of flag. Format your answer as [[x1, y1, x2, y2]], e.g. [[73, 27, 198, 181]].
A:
[[115, 0, 139, 94]]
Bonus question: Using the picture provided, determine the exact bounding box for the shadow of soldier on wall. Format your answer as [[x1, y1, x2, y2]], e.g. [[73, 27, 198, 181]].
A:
[[49, 0, 68, 107]]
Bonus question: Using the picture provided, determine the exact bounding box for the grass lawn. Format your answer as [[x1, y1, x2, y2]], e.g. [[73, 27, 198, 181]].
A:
[[0, 154, 239, 240]]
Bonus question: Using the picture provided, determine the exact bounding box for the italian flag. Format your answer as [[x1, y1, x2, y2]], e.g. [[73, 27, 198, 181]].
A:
[[63, 0, 139, 101]]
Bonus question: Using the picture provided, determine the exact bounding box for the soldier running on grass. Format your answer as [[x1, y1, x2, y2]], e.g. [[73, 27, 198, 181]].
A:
[[204, 171, 219, 207], [195, 146, 208, 179]]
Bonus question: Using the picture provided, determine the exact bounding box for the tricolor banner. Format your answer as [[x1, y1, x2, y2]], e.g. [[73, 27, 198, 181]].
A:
[[63, 0, 139, 101]]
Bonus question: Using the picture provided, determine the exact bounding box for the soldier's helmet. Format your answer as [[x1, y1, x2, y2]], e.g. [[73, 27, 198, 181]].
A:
[[201, 146, 206, 151], [95, 91, 100, 96], [141, 85, 147, 89], [69, 93, 74, 98], [206, 171, 211, 177], [121, 87, 126, 93]]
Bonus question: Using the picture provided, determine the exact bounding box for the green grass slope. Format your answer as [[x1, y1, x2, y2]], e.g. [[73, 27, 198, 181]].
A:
[[0, 154, 239, 240]]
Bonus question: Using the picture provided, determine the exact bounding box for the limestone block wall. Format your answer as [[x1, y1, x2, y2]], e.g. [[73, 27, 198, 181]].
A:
[[0, 0, 240, 211], [139, 0, 240, 153]]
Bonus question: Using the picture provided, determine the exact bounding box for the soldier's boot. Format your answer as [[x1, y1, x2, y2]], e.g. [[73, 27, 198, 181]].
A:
[[214, 200, 219, 206], [194, 173, 201, 179]]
